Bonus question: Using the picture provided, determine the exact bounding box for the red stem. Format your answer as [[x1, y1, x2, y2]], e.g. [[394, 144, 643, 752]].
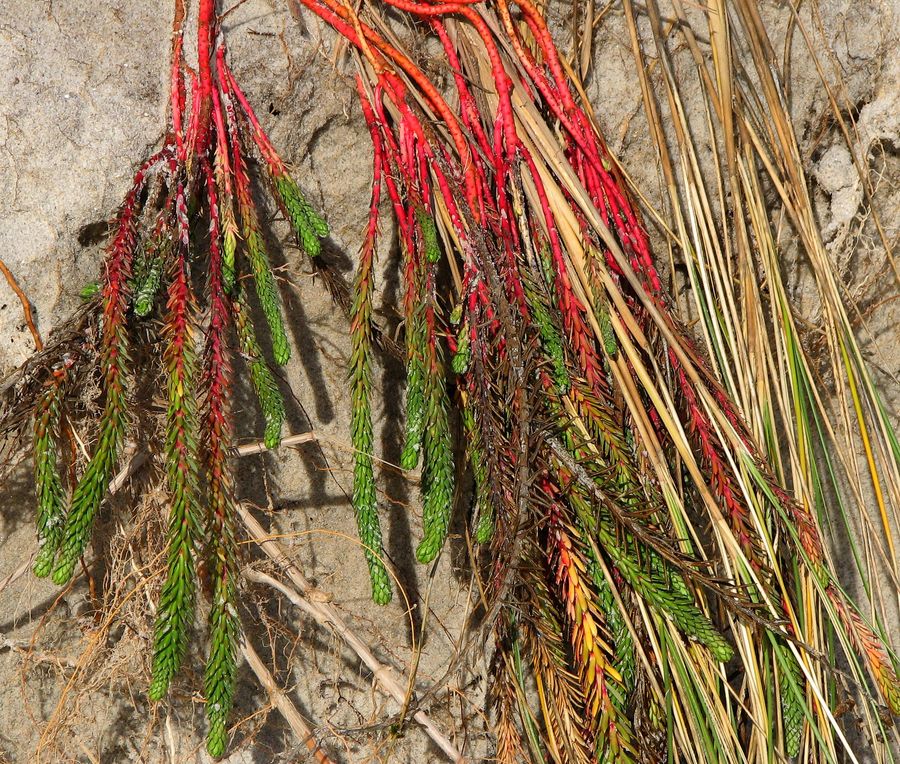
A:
[[292, 0, 480, 218], [195, 0, 217, 155]]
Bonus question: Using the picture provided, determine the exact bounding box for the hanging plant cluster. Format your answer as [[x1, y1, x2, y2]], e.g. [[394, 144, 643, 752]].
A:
[[29, 0, 328, 755], [19, 0, 899, 760]]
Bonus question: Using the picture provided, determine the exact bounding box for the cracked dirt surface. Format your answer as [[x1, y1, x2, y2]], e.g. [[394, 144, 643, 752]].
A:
[[0, 0, 897, 761]]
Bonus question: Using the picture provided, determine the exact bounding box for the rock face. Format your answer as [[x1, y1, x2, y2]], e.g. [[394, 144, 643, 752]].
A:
[[0, 2, 167, 368], [0, 0, 897, 761]]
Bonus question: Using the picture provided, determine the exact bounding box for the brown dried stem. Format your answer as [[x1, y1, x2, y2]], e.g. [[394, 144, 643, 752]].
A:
[[238, 507, 466, 763]]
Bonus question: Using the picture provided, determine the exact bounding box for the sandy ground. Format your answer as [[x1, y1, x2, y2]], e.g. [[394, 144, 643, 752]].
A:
[[0, 0, 897, 761]]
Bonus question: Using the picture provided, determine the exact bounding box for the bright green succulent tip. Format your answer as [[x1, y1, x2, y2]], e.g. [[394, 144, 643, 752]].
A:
[[206, 723, 227, 759], [370, 570, 392, 605], [80, 281, 101, 300], [32, 547, 57, 578], [50, 557, 75, 586]]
